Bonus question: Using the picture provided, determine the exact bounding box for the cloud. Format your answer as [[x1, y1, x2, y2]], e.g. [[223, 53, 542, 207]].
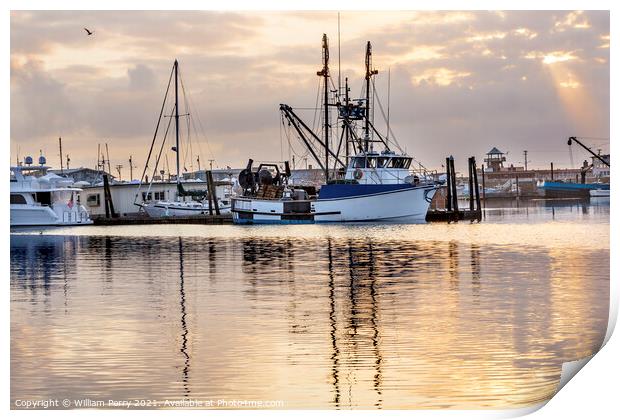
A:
[[10, 10, 610, 171]]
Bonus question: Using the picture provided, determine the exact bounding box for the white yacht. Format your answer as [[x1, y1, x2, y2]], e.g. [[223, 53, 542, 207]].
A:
[[10, 156, 92, 226]]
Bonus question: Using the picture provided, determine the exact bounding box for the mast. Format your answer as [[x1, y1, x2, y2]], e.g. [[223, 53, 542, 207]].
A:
[[174, 59, 181, 185], [344, 77, 350, 166], [317, 34, 330, 182], [364, 41, 378, 151]]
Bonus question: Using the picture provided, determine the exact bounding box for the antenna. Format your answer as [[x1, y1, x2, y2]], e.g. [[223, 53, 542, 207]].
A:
[[105, 143, 112, 175], [386, 68, 391, 143], [197, 155, 201, 171], [129, 155, 137, 181], [115, 164, 123, 181], [58, 137, 64, 174], [338, 12, 341, 96], [208, 159, 215, 171], [66, 154, 70, 170]]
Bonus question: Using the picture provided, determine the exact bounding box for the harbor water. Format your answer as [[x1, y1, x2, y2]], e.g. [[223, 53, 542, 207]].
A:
[[10, 198, 610, 409]]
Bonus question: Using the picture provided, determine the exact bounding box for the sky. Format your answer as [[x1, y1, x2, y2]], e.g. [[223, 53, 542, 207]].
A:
[[10, 10, 610, 177]]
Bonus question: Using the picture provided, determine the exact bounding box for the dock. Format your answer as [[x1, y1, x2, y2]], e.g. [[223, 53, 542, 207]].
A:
[[93, 214, 232, 225]]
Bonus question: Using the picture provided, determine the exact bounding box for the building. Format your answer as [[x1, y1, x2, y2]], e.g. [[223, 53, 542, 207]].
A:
[[483, 147, 506, 172], [50, 167, 115, 185], [591, 154, 610, 178], [79, 181, 233, 217]]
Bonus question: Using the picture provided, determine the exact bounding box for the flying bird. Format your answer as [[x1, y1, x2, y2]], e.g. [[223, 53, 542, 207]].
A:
[[83, 27, 94, 36]]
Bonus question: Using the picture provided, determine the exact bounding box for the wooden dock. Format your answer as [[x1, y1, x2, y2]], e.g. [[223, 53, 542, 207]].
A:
[[93, 214, 233, 225], [425, 209, 482, 223]]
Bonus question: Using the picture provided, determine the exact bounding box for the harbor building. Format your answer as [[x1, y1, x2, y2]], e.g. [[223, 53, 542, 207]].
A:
[[78, 181, 233, 217]]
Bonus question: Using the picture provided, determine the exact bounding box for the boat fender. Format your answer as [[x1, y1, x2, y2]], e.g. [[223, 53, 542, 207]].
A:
[[353, 168, 364, 180]]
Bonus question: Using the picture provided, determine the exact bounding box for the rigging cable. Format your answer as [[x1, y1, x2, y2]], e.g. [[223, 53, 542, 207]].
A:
[[134, 64, 174, 205]]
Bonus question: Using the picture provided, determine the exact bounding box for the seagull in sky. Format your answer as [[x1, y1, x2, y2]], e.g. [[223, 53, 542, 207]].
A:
[[83, 27, 94, 36]]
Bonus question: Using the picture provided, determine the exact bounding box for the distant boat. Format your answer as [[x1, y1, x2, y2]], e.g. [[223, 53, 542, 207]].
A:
[[590, 188, 610, 197], [537, 180, 609, 198], [11, 156, 92, 226]]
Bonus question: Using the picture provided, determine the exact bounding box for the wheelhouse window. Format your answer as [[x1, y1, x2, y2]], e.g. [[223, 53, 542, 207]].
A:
[[141, 192, 152, 202], [366, 157, 377, 168], [389, 158, 412, 169], [154, 191, 165, 200], [351, 157, 366, 168], [377, 157, 390, 168], [10, 194, 27, 204]]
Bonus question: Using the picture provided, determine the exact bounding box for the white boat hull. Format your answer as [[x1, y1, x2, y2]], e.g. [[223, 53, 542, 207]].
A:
[[589, 189, 610, 197], [143, 201, 231, 217], [232, 185, 437, 224], [10, 205, 92, 226]]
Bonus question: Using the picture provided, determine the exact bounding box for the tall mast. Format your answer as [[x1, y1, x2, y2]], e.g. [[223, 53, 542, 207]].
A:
[[364, 41, 378, 151], [174, 59, 181, 185], [317, 34, 330, 182], [344, 77, 350, 166]]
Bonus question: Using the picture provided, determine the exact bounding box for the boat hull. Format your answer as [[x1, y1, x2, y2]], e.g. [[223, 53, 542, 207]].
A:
[[143, 202, 231, 217], [538, 181, 609, 198], [232, 184, 438, 224], [10, 206, 92, 226]]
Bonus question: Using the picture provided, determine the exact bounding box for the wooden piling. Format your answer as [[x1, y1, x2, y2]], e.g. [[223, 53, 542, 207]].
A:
[[472, 157, 481, 222], [102, 174, 118, 218], [449, 158, 458, 219], [550, 162, 554, 180], [207, 170, 220, 216], [445, 157, 452, 212], [468, 157, 474, 211]]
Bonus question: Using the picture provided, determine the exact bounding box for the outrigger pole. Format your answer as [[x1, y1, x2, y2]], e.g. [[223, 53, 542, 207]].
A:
[[280, 104, 346, 170]]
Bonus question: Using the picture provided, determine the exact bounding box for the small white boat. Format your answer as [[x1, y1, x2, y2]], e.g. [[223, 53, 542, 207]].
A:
[[143, 198, 231, 217], [10, 156, 92, 226], [590, 189, 610, 197]]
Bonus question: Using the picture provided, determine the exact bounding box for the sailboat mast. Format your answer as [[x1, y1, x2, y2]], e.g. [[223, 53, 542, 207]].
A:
[[364, 41, 378, 152], [174, 59, 181, 186], [317, 34, 330, 182], [345, 77, 350, 166]]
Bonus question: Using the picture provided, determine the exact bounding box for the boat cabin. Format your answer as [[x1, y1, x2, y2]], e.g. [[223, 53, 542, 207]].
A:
[[344, 151, 416, 185]]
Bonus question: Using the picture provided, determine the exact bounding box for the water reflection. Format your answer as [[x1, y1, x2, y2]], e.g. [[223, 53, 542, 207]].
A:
[[10, 224, 609, 409]]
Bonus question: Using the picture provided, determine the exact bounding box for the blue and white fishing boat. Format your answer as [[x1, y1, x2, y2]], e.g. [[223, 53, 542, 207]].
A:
[[232, 35, 439, 224]]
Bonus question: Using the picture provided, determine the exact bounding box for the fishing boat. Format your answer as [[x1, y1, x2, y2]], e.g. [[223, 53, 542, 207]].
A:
[[10, 156, 92, 226], [232, 35, 439, 224], [136, 60, 230, 217]]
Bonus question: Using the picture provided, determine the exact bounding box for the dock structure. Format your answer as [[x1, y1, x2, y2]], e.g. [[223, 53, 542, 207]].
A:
[[92, 157, 484, 225], [93, 214, 232, 225], [426, 156, 482, 223]]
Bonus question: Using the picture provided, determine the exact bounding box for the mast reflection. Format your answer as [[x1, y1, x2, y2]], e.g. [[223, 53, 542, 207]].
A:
[[178, 237, 190, 397]]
